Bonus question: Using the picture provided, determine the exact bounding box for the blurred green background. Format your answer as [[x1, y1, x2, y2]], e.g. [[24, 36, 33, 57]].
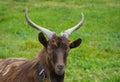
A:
[[0, 0, 120, 82]]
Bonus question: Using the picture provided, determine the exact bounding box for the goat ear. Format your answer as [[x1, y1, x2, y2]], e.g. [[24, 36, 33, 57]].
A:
[[38, 32, 48, 47], [70, 38, 82, 49]]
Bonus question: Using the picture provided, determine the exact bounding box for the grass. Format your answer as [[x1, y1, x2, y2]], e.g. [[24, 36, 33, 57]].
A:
[[0, 0, 120, 82]]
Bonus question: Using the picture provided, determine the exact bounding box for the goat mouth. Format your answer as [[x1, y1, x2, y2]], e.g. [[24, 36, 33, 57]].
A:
[[55, 70, 64, 75]]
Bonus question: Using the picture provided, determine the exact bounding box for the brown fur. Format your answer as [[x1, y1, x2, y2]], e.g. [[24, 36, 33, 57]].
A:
[[0, 32, 82, 82], [0, 56, 45, 82], [0, 48, 64, 82]]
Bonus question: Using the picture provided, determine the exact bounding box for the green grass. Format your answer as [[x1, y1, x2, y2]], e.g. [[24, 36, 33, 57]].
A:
[[0, 0, 120, 82]]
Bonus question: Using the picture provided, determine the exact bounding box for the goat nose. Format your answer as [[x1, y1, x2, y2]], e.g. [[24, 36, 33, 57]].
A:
[[57, 65, 64, 70]]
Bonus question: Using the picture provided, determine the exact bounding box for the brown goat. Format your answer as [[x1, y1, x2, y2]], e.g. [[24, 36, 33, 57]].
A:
[[0, 8, 84, 82]]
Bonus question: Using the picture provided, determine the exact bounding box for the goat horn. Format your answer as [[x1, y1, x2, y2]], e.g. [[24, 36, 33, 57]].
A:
[[25, 8, 55, 39], [60, 13, 84, 38]]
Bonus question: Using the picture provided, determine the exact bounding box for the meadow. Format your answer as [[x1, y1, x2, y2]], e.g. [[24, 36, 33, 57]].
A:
[[0, 0, 120, 82]]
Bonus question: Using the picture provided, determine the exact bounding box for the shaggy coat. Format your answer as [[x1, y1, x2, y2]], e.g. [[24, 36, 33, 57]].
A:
[[0, 32, 82, 82]]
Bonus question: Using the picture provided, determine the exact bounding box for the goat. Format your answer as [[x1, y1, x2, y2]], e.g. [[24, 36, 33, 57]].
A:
[[0, 8, 84, 82]]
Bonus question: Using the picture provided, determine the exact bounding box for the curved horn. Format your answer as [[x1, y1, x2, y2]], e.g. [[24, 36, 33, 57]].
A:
[[25, 8, 55, 39], [61, 13, 84, 38]]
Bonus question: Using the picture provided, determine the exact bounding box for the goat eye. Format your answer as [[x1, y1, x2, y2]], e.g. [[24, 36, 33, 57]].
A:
[[61, 43, 67, 49], [64, 53, 68, 61], [65, 52, 68, 56]]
